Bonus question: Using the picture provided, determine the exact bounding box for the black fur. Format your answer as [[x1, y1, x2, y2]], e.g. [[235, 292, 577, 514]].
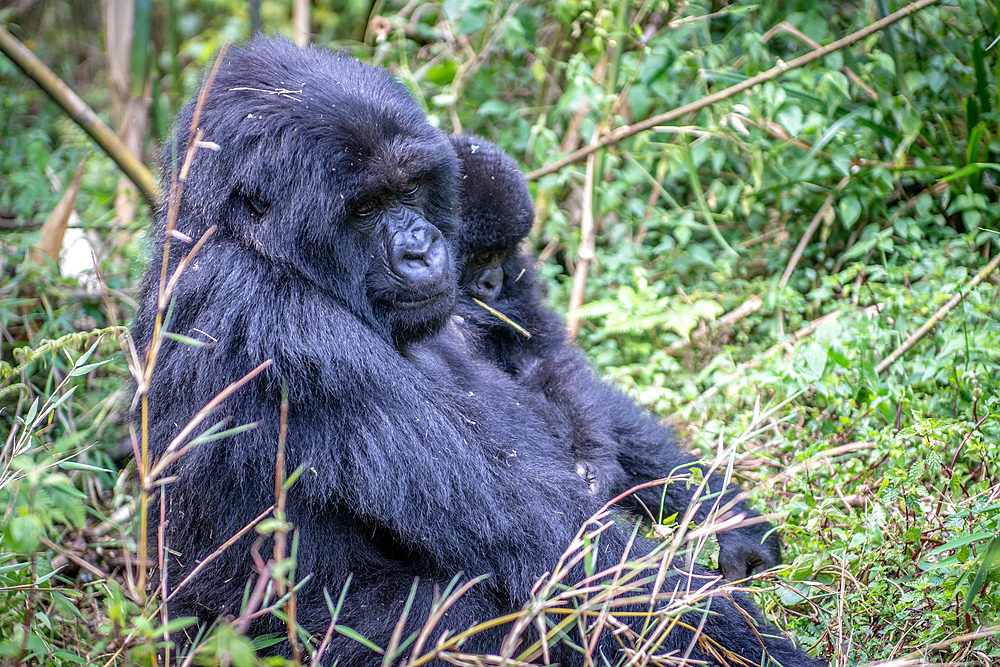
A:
[[449, 134, 783, 582], [131, 40, 822, 666]]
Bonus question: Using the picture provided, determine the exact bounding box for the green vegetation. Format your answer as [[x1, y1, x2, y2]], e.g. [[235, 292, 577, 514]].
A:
[[2, 0, 999, 664]]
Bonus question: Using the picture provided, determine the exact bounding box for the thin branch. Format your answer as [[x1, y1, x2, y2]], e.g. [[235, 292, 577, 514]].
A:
[[666, 295, 763, 354], [145, 359, 272, 483], [695, 308, 860, 404], [762, 21, 878, 101], [162, 504, 274, 604], [875, 251, 1000, 373], [39, 536, 113, 584], [526, 0, 942, 181], [779, 176, 851, 291]]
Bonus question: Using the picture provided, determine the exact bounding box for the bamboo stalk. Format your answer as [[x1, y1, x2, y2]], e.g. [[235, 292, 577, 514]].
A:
[[0, 25, 158, 207]]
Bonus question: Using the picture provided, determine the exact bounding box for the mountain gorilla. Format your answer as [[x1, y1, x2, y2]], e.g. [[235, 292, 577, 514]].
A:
[[131, 38, 822, 666], [448, 135, 781, 582]]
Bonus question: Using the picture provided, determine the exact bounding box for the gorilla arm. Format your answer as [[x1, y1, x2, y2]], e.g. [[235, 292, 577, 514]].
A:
[[241, 265, 592, 601]]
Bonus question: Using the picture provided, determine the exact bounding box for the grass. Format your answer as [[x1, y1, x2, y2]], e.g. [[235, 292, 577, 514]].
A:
[[3, 0, 1000, 663]]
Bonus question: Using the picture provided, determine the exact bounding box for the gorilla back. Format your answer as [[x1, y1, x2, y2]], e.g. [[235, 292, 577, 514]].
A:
[[132, 39, 823, 667]]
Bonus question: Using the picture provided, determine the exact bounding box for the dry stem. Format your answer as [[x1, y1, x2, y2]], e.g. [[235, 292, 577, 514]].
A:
[[875, 251, 1000, 373]]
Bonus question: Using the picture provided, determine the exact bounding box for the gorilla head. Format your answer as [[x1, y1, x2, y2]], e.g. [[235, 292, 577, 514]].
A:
[[165, 38, 458, 346], [449, 134, 534, 304]]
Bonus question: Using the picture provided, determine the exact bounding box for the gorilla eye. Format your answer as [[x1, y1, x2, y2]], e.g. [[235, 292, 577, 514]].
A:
[[400, 183, 420, 202], [355, 198, 379, 216]]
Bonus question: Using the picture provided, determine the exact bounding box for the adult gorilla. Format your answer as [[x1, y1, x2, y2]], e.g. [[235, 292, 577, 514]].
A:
[[132, 38, 822, 666]]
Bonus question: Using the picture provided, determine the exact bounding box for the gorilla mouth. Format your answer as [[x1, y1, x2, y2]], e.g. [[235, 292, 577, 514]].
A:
[[393, 288, 451, 310]]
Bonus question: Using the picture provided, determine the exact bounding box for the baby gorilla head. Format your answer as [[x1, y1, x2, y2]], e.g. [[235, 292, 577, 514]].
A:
[[449, 135, 535, 304]]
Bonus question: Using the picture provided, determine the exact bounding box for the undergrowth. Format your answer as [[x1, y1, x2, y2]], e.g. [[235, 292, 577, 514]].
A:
[[2, 0, 1000, 664]]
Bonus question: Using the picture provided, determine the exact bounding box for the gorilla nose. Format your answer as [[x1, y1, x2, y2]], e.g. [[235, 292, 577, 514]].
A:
[[472, 268, 502, 301], [391, 224, 450, 290]]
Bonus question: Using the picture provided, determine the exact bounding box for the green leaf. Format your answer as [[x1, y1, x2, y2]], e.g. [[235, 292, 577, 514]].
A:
[[72, 335, 102, 370], [69, 359, 111, 376], [23, 396, 40, 428], [335, 624, 384, 654], [930, 532, 995, 555], [964, 533, 1000, 611], [5, 512, 44, 553], [838, 195, 862, 228], [802, 342, 828, 379], [52, 651, 89, 665], [58, 460, 114, 473], [162, 331, 213, 348], [939, 162, 1000, 184], [188, 421, 259, 447]]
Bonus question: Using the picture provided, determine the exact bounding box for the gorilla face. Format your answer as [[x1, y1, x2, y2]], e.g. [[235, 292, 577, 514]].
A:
[[462, 249, 505, 302], [165, 39, 459, 347], [353, 180, 454, 322]]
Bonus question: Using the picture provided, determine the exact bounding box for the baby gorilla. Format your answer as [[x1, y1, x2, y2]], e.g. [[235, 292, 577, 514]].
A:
[[449, 134, 781, 582]]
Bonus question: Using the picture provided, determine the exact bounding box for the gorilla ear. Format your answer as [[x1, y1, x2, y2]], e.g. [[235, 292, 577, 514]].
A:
[[244, 191, 269, 217]]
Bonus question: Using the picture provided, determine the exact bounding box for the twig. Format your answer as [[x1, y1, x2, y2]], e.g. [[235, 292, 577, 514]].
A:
[[446, 2, 520, 133], [274, 385, 301, 664], [695, 309, 847, 404], [666, 295, 763, 354], [39, 536, 113, 583], [158, 486, 171, 666], [0, 25, 158, 206], [762, 22, 877, 101], [875, 251, 1000, 373], [526, 0, 943, 181], [14, 554, 36, 667], [779, 176, 851, 291], [740, 228, 785, 248], [891, 181, 949, 221], [234, 560, 274, 635], [162, 504, 274, 604], [472, 298, 531, 338], [146, 359, 273, 483], [408, 575, 490, 662], [135, 45, 227, 601]]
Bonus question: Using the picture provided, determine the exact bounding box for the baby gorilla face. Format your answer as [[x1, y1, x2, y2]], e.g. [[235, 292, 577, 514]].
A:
[[462, 250, 505, 302]]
